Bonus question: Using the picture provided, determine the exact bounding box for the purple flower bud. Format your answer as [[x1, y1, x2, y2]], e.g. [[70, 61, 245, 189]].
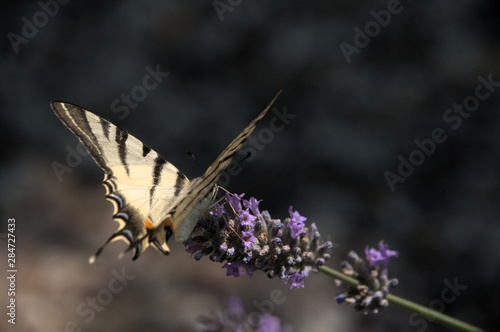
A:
[[287, 272, 305, 290], [378, 240, 399, 268], [239, 209, 257, 227], [243, 197, 262, 215], [365, 247, 384, 268], [226, 193, 245, 212], [185, 243, 204, 255], [245, 265, 257, 276], [222, 261, 243, 278], [288, 206, 307, 239], [210, 202, 227, 218]]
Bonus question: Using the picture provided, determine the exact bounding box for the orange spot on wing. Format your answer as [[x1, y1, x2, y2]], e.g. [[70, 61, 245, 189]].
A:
[[164, 217, 174, 230], [144, 218, 155, 230]]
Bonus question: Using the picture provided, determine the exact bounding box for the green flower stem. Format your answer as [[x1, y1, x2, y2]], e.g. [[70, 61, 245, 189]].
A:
[[319, 265, 360, 286], [318, 266, 484, 332]]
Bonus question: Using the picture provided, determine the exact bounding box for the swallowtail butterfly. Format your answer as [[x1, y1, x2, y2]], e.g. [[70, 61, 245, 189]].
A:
[[51, 91, 281, 262]]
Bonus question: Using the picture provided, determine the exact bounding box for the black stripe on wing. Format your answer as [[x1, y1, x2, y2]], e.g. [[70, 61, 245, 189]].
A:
[[174, 171, 187, 196], [149, 156, 166, 205], [100, 117, 111, 140], [142, 144, 152, 157], [51, 101, 112, 174], [116, 130, 129, 175]]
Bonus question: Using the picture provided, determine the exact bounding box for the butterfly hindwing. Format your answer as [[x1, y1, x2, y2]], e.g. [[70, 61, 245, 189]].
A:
[[51, 102, 189, 260]]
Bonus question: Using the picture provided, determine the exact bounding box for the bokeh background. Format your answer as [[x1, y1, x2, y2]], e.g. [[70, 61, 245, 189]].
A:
[[1, 1, 499, 331]]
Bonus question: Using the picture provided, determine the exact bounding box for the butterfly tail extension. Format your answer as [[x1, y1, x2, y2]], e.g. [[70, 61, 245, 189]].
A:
[[90, 229, 151, 262], [88, 226, 139, 263]]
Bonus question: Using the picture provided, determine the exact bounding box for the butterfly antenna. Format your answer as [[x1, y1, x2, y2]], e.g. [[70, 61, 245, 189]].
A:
[[239, 150, 253, 163], [186, 149, 205, 173], [221, 151, 252, 179], [216, 185, 235, 198], [187, 150, 196, 160]]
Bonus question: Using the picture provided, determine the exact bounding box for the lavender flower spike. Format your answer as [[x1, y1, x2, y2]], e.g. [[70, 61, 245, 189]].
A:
[[244, 197, 262, 215], [184, 193, 333, 290], [335, 241, 399, 314]]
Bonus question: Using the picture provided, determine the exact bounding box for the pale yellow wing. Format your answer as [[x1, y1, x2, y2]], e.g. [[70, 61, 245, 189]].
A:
[[51, 102, 189, 260]]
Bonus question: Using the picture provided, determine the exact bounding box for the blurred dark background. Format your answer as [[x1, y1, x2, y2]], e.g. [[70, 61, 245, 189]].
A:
[[1, 1, 499, 331]]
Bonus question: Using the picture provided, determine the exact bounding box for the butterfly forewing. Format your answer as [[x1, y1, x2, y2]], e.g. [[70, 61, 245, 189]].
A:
[[51, 102, 189, 259], [170, 91, 282, 241]]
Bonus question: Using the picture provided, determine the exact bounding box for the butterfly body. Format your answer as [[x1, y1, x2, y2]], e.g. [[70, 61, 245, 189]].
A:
[[51, 91, 280, 261]]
